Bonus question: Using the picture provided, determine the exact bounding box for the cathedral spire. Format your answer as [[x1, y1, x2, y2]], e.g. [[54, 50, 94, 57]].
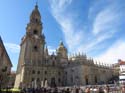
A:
[[57, 40, 68, 60], [26, 3, 43, 37], [35, 1, 38, 9], [44, 44, 48, 56], [30, 3, 41, 23], [59, 40, 64, 46]]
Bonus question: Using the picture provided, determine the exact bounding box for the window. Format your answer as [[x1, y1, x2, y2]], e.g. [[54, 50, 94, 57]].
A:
[[45, 71, 47, 75], [2, 66, 7, 72], [52, 61, 55, 66], [34, 46, 38, 51], [32, 78, 34, 81], [32, 70, 35, 74], [65, 72, 67, 75], [33, 29, 38, 34], [37, 71, 40, 74], [35, 19, 38, 22], [58, 78, 61, 83]]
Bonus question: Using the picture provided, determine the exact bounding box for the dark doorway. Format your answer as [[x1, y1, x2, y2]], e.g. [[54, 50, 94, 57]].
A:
[[51, 77, 56, 87], [85, 76, 88, 85], [37, 78, 40, 88], [95, 76, 97, 84]]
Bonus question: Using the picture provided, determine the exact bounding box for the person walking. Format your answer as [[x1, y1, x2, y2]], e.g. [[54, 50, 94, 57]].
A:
[[98, 87, 104, 93], [84, 87, 90, 93], [65, 88, 70, 93], [122, 85, 125, 93]]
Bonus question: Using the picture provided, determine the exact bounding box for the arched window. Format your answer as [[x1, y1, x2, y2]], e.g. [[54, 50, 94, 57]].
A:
[[65, 72, 67, 75], [37, 71, 40, 74], [32, 78, 34, 81], [35, 18, 38, 22], [52, 61, 55, 66], [33, 29, 38, 35], [95, 76, 97, 83], [32, 70, 35, 74], [45, 71, 47, 75], [58, 78, 61, 83], [34, 46, 38, 51]]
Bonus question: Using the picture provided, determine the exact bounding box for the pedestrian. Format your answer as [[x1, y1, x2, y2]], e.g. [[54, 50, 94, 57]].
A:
[[98, 87, 104, 93], [84, 87, 90, 93], [75, 88, 79, 93], [122, 85, 125, 93], [53, 87, 58, 93], [65, 88, 70, 93]]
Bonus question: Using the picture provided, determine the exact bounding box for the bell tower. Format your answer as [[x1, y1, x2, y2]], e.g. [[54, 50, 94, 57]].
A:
[[57, 41, 68, 63], [14, 4, 45, 88], [21, 4, 45, 65], [27, 4, 42, 36]]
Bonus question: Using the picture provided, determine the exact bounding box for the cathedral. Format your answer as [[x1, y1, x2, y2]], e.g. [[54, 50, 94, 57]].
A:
[[14, 5, 113, 88]]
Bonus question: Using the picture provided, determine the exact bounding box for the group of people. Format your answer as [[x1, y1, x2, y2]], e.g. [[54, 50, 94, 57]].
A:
[[20, 85, 124, 93], [21, 87, 81, 93], [1, 85, 125, 93], [83, 85, 125, 93], [84, 86, 110, 93]]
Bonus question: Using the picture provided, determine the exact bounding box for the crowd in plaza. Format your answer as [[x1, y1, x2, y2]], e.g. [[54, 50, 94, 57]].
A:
[[18, 85, 124, 93], [1, 84, 125, 93]]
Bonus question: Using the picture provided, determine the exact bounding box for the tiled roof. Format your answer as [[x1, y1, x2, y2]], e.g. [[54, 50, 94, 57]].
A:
[[119, 60, 125, 65]]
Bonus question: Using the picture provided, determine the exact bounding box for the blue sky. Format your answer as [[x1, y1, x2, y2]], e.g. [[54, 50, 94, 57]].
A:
[[0, 0, 125, 71]]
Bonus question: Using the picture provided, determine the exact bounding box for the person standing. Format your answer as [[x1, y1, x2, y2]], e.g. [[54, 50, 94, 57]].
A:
[[122, 86, 125, 93], [84, 87, 90, 93], [65, 88, 70, 93]]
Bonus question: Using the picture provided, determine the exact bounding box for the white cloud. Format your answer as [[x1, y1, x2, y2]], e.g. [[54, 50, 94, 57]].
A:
[[92, 5, 122, 35], [4, 43, 20, 53], [49, 0, 125, 64], [77, 1, 124, 53], [50, 0, 72, 11], [94, 40, 125, 64], [49, 0, 84, 51]]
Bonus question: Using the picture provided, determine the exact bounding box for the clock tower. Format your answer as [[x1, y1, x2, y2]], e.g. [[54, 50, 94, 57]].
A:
[[14, 4, 46, 88]]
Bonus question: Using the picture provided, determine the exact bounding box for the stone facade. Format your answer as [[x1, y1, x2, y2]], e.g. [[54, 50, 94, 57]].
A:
[[0, 36, 12, 88], [8, 71, 16, 88], [14, 5, 113, 88]]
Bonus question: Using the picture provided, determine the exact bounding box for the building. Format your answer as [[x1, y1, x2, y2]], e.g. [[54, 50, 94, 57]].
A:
[[112, 63, 119, 77], [119, 59, 125, 84], [14, 4, 113, 88], [0, 36, 12, 88], [8, 71, 16, 88]]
